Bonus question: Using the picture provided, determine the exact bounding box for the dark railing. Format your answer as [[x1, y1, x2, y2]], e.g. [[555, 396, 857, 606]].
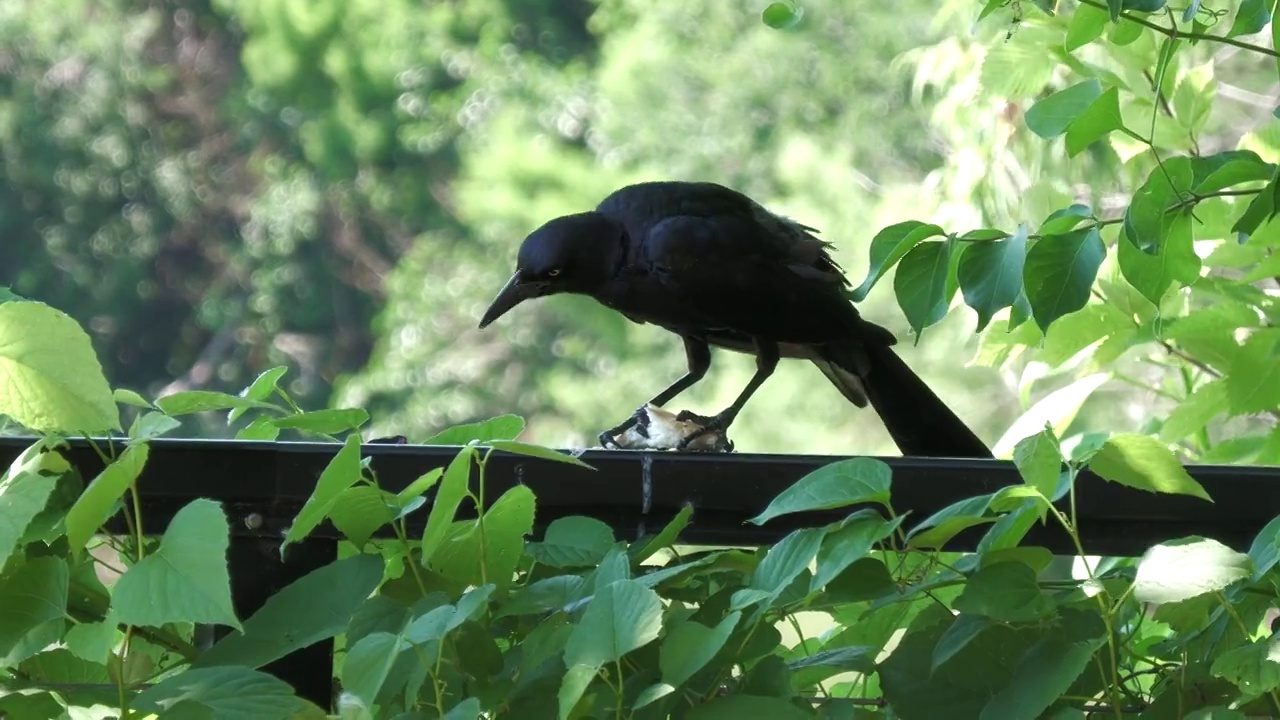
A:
[[4, 436, 1277, 710]]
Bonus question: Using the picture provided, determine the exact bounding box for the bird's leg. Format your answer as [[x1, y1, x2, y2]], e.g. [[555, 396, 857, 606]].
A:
[[598, 336, 712, 448], [676, 339, 780, 451]]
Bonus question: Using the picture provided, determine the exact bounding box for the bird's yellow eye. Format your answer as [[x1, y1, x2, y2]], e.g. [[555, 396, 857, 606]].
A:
[[547, 268, 561, 277]]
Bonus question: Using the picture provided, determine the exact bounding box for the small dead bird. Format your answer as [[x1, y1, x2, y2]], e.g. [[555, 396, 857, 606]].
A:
[[603, 404, 733, 452]]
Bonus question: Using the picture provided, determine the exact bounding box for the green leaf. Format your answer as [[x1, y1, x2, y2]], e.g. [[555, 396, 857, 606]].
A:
[[1088, 433, 1211, 501], [195, 554, 384, 669], [0, 556, 68, 662], [1133, 536, 1252, 603], [1025, 79, 1103, 139], [1125, 157, 1194, 254], [229, 366, 287, 423], [686, 695, 813, 720], [825, 556, 896, 603], [906, 493, 996, 550], [1227, 0, 1271, 37], [660, 612, 740, 687], [958, 225, 1028, 331], [565, 578, 663, 667], [128, 410, 182, 441], [0, 301, 120, 433], [239, 366, 287, 401], [748, 457, 891, 524], [395, 467, 442, 506], [558, 663, 599, 720], [496, 576, 585, 618], [0, 287, 23, 304], [327, 486, 398, 548], [1065, 86, 1124, 156], [931, 613, 997, 673], [852, 221, 945, 301], [236, 416, 280, 441], [1159, 379, 1228, 443], [788, 646, 877, 688], [1191, 150, 1275, 194], [1039, 204, 1094, 235], [1248, 514, 1280, 580], [65, 441, 149, 556], [269, 408, 369, 434], [341, 630, 402, 709], [134, 665, 319, 719], [427, 484, 536, 588], [63, 620, 115, 664], [810, 509, 903, 591], [154, 390, 273, 416], [1012, 427, 1063, 498], [528, 516, 616, 568], [281, 434, 364, 554], [1119, 211, 1200, 306], [745, 527, 826, 601], [422, 414, 525, 445], [445, 698, 483, 720], [894, 239, 955, 338], [485, 440, 594, 468], [113, 388, 152, 409], [1065, 3, 1110, 50], [0, 443, 65, 571], [630, 503, 694, 563], [1232, 176, 1279, 241], [1023, 227, 1106, 332], [1274, 0, 1280, 85], [952, 561, 1055, 622], [421, 447, 476, 567], [981, 608, 1108, 719], [1210, 637, 1280, 695], [111, 499, 242, 631], [1225, 330, 1280, 415], [761, 2, 803, 29]]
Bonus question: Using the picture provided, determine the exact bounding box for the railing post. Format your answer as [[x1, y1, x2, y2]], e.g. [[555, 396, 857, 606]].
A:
[[222, 535, 338, 710]]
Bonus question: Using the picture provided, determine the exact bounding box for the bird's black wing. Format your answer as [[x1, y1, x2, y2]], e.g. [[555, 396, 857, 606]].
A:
[[597, 181, 850, 284], [633, 212, 874, 345]]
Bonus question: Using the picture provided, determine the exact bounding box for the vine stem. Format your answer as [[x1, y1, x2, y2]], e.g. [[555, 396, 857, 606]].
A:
[[1074, 0, 1280, 58]]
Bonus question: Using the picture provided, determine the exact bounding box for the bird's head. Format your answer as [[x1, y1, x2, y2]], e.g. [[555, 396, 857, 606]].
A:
[[478, 211, 624, 329]]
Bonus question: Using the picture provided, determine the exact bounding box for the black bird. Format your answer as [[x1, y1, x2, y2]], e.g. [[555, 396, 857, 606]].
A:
[[477, 180, 991, 458]]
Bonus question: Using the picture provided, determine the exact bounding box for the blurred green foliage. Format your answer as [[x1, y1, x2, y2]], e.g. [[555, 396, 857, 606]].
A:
[[2, 0, 1003, 454], [6, 0, 1277, 459]]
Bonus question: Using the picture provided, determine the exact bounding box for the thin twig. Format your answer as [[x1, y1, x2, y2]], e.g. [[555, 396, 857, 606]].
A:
[[1075, 0, 1280, 58]]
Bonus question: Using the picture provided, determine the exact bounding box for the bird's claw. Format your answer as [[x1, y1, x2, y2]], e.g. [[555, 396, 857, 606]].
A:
[[598, 406, 651, 449], [675, 412, 734, 453]]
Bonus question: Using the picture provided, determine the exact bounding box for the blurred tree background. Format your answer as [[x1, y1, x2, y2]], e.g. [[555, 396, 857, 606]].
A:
[[4, 0, 1273, 455]]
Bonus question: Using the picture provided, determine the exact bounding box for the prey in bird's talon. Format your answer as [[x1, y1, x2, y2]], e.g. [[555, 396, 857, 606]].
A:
[[598, 405, 652, 449], [599, 404, 729, 452], [674, 412, 734, 453]]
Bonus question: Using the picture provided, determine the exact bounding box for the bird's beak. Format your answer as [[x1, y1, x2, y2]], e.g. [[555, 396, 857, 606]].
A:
[[478, 271, 541, 329]]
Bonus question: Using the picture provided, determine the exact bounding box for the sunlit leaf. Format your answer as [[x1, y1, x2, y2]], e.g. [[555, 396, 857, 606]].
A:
[[1065, 86, 1124, 156], [893, 239, 957, 339], [958, 226, 1027, 332], [1133, 536, 1251, 603], [1024, 79, 1103, 138], [0, 301, 120, 433], [1023, 227, 1106, 332], [1088, 433, 1211, 501], [749, 457, 891, 524], [852, 221, 945, 301], [111, 499, 241, 631]]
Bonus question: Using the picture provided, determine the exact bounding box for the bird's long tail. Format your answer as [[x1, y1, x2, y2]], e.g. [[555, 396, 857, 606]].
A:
[[815, 343, 992, 459]]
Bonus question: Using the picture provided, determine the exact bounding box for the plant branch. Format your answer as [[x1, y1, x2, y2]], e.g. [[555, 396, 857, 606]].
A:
[[1075, 0, 1280, 58]]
